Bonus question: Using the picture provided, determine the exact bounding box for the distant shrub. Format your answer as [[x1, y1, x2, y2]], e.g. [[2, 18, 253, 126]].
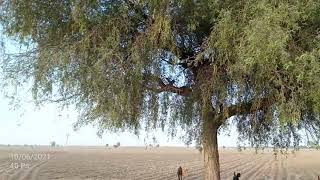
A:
[[237, 145, 242, 152], [106, 144, 109, 147], [113, 142, 120, 148], [50, 141, 56, 147], [152, 137, 157, 145], [156, 144, 160, 148], [195, 145, 203, 154], [307, 141, 320, 150]]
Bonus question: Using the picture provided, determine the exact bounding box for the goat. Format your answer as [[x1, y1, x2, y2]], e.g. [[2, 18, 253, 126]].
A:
[[182, 168, 188, 177], [233, 172, 241, 180]]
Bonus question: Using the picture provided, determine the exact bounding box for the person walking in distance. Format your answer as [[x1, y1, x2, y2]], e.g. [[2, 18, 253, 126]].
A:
[[177, 166, 183, 180]]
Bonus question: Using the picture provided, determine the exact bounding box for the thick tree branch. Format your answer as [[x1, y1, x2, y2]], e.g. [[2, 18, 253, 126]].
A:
[[157, 78, 192, 96], [226, 97, 275, 119], [143, 74, 192, 96]]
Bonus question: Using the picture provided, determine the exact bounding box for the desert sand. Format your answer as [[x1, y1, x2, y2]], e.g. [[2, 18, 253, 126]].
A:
[[0, 146, 319, 180]]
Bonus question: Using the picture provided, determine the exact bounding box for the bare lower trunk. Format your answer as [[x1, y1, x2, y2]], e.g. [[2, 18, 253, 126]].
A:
[[203, 118, 220, 180]]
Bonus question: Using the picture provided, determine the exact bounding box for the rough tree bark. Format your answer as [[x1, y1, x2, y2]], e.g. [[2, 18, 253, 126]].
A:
[[203, 117, 220, 180]]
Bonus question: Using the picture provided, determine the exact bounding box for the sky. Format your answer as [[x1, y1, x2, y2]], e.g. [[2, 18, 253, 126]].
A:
[[0, 29, 239, 147], [0, 96, 238, 147]]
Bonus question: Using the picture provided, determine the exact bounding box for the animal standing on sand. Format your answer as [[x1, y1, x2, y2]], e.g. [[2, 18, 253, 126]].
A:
[[182, 168, 188, 177], [177, 166, 183, 180], [233, 172, 241, 180]]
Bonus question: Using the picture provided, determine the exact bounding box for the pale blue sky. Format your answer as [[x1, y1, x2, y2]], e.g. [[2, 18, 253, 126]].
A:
[[0, 30, 238, 147], [0, 96, 238, 146]]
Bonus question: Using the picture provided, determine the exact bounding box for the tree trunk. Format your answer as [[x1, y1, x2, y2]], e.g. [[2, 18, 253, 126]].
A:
[[203, 117, 220, 180]]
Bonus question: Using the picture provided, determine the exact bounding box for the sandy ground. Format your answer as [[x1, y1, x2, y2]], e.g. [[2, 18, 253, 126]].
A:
[[0, 146, 319, 180]]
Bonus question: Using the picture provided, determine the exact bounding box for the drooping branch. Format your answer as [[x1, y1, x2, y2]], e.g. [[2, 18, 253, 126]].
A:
[[37, 93, 82, 104]]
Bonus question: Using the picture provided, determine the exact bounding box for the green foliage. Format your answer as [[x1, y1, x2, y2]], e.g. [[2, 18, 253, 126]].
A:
[[1, 0, 320, 148]]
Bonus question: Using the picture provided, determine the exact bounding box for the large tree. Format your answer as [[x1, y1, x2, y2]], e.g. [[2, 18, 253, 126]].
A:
[[1, 0, 320, 179]]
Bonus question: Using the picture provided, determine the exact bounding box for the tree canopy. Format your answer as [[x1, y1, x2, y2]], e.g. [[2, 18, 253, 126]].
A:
[[1, 0, 320, 151]]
